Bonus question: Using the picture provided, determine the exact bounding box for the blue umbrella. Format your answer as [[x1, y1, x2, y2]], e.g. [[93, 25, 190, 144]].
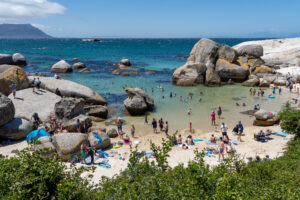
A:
[[26, 129, 50, 143]]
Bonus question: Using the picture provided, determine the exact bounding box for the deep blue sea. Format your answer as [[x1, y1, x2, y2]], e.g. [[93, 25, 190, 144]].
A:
[[2, 38, 287, 131]]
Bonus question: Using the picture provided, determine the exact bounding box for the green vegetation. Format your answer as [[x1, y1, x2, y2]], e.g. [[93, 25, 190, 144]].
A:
[[0, 104, 300, 199]]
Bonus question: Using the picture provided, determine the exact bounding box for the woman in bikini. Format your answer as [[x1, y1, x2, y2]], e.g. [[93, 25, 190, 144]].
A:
[[218, 137, 225, 162]]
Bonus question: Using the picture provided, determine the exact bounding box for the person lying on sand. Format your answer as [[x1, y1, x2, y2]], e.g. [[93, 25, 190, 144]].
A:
[[210, 134, 216, 143], [185, 135, 194, 146]]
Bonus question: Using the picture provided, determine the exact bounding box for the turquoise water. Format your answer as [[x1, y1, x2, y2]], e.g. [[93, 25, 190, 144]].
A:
[[2, 38, 293, 131]]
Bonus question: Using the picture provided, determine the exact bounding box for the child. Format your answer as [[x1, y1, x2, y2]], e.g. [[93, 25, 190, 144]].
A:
[[131, 125, 135, 138]]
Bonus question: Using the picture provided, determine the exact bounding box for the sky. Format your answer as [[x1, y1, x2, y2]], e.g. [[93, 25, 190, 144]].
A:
[[0, 0, 300, 38]]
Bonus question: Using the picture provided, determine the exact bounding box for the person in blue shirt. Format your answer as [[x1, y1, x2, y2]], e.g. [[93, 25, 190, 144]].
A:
[[279, 87, 282, 95], [238, 121, 244, 135], [273, 87, 276, 94]]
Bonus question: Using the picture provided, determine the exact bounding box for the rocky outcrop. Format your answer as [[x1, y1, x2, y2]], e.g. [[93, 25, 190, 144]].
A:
[[0, 66, 30, 95], [88, 131, 111, 149], [217, 44, 237, 62], [253, 109, 279, 126], [51, 60, 72, 73], [205, 68, 221, 86], [12, 53, 27, 66], [236, 44, 263, 58], [0, 93, 15, 126], [84, 105, 108, 118], [242, 77, 259, 87], [52, 133, 87, 161], [55, 98, 84, 120], [0, 54, 13, 65], [124, 88, 154, 115], [172, 64, 205, 86], [0, 118, 33, 140], [253, 66, 273, 74], [72, 62, 86, 69], [79, 68, 90, 73], [273, 76, 286, 86], [62, 114, 91, 132], [215, 58, 249, 82], [254, 109, 273, 120], [28, 76, 106, 105], [0, 64, 17, 74], [107, 128, 118, 138], [8, 88, 61, 121], [120, 58, 131, 66]]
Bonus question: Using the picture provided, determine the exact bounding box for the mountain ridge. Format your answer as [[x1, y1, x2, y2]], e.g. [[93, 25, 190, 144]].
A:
[[0, 24, 52, 39]]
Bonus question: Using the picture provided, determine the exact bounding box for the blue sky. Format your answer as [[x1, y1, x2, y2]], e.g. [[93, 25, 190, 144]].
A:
[[1, 0, 300, 38]]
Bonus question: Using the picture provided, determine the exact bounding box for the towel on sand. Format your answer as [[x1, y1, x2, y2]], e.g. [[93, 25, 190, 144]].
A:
[[205, 140, 217, 145], [193, 139, 203, 142]]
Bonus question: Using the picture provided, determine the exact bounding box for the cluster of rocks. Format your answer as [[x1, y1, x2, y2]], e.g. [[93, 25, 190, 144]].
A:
[[124, 88, 154, 115], [172, 38, 295, 87], [253, 109, 279, 126], [51, 59, 90, 73], [112, 58, 141, 76], [0, 53, 27, 66]]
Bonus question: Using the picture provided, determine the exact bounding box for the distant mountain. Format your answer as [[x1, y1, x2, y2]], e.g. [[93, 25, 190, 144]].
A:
[[0, 24, 52, 39]]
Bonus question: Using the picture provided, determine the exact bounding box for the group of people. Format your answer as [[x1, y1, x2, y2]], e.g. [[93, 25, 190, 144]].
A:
[[150, 117, 169, 136], [175, 134, 194, 149], [249, 87, 265, 96]]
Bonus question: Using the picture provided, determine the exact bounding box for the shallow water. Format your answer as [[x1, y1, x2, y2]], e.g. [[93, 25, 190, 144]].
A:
[[1, 38, 295, 132]]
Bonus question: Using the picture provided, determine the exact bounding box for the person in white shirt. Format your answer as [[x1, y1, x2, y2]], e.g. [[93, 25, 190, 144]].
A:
[[221, 122, 228, 136]]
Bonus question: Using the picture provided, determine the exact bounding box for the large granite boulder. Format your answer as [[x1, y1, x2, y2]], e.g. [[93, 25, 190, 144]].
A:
[[259, 78, 272, 87], [172, 38, 219, 86], [62, 114, 92, 132], [236, 45, 263, 58], [55, 98, 85, 120], [0, 66, 30, 95], [0, 64, 17, 74], [12, 53, 27, 66], [72, 62, 86, 69], [217, 44, 238, 62], [172, 64, 205, 86], [247, 58, 265, 68], [273, 76, 286, 86], [51, 60, 72, 73], [253, 110, 279, 126], [107, 128, 118, 138], [28, 76, 106, 105], [254, 109, 273, 121], [88, 131, 111, 149], [0, 118, 33, 140], [120, 58, 131, 66], [52, 133, 88, 161], [84, 105, 108, 118], [215, 58, 249, 82], [88, 126, 106, 133], [8, 88, 61, 121], [0, 54, 13, 65], [124, 88, 154, 115], [253, 117, 279, 126], [205, 68, 221, 86], [242, 77, 259, 87], [0, 93, 15, 126]]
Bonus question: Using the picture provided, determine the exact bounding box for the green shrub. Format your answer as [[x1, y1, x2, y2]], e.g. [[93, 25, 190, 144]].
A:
[[279, 102, 300, 138]]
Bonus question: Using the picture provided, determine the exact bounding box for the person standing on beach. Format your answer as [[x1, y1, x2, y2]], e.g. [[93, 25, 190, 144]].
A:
[[211, 111, 216, 126], [144, 115, 148, 124], [218, 137, 225, 162], [9, 82, 17, 99], [152, 118, 157, 133], [131, 125, 135, 138], [36, 78, 41, 90], [279, 87, 282, 95], [221, 122, 228, 136], [164, 121, 169, 136], [76, 119, 81, 132], [159, 118, 164, 132], [273, 87, 276, 94], [217, 106, 222, 119], [31, 78, 36, 93], [189, 122, 192, 133]]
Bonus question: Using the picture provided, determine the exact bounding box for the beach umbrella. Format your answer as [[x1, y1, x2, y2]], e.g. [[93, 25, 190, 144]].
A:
[[26, 129, 50, 143]]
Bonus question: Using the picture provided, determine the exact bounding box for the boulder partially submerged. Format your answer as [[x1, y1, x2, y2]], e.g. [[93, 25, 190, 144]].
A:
[[0, 53, 27, 66], [124, 88, 154, 115], [28, 76, 106, 105], [51, 60, 72, 73]]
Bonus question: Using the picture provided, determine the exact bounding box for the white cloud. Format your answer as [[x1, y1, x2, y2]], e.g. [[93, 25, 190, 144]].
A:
[[0, 0, 65, 22]]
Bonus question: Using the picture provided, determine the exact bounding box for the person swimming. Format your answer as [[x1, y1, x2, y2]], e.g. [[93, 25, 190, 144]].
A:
[[236, 103, 240, 106]]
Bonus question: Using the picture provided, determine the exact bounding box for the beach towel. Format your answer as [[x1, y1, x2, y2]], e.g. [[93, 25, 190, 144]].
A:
[[94, 136, 102, 144], [98, 158, 111, 168], [205, 140, 217, 145], [134, 140, 141, 145], [205, 152, 212, 157], [147, 152, 153, 158], [272, 131, 288, 137], [229, 139, 240, 145], [193, 139, 203, 142], [97, 150, 109, 157]]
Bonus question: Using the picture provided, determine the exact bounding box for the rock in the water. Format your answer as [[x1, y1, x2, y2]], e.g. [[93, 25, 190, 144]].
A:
[[0, 54, 13, 65], [172, 38, 219, 86], [242, 78, 259, 87], [112, 70, 121, 75], [0, 66, 30, 95], [172, 64, 205, 86], [236, 44, 263, 58], [8, 88, 61, 121], [62, 114, 92, 132], [82, 39, 100, 42], [0, 118, 33, 140], [52, 133, 88, 161], [88, 131, 111, 149], [124, 88, 154, 115], [84, 105, 108, 118], [55, 98, 85, 120], [72, 58, 79, 62], [72, 62, 86, 69], [217, 44, 238, 62], [123, 72, 130, 76], [120, 58, 131, 66], [254, 109, 273, 121], [51, 60, 72, 73], [79, 68, 90, 73], [215, 58, 249, 82], [28, 76, 106, 105], [107, 128, 118, 138], [259, 78, 272, 87], [12, 53, 27, 66], [205, 68, 221, 86], [0, 93, 15, 126]]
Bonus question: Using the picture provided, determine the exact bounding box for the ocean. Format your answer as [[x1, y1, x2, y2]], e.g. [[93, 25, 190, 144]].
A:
[[0, 38, 290, 131]]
